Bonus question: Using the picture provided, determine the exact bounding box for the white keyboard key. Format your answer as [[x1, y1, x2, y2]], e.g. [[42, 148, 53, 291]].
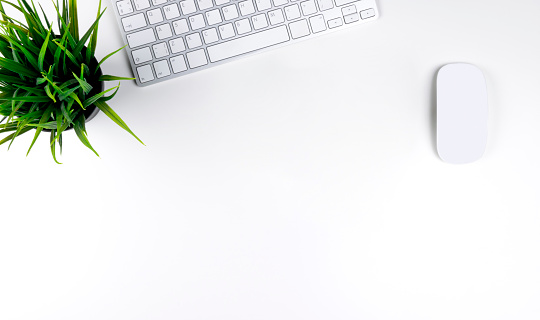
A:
[[203, 28, 220, 44], [164, 4, 181, 20], [344, 13, 359, 24], [360, 8, 376, 20], [197, 0, 213, 10], [116, 0, 134, 15], [327, 17, 342, 28], [316, 0, 333, 11], [272, 0, 288, 6], [152, 0, 167, 5], [152, 42, 170, 58], [206, 9, 223, 25], [137, 65, 154, 83], [218, 23, 236, 39], [179, 0, 197, 15], [252, 14, 268, 30], [122, 13, 147, 32], [308, 14, 326, 33], [341, 4, 356, 15], [289, 19, 310, 39], [169, 38, 186, 53], [154, 60, 171, 78], [173, 19, 190, 35], [268, 9, 284, 25], [334, 0, 355, 7], [156, 23, 173, 39], [131, 47, 153, 64], [215, 0, 230, 5], [127, 28, 156, 48], [300, 0, 317, 15], [239, 0, 256, 16], [186, 33, 203, 48], [255, 0, 271, 11], [189, 14, 206, 30], [222, 5, 239, 21], [133, 0, 150, 10], [235, 18, 252, 35], [147, 8, 164, 24], [170, 55, 188, 73], [284, 4, 300, 20], [186, 49, 208, 68], [207, 26, 290, 62]]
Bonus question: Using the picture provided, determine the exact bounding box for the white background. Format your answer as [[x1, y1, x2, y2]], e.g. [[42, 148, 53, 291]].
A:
[[1, 0, 540, 319]]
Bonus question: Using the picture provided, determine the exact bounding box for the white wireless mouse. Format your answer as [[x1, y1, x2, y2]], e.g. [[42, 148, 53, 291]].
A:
[[437, 63, 488, 164]]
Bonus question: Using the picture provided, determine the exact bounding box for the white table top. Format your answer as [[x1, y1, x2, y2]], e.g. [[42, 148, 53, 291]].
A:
[[2, 1, 540, 319]]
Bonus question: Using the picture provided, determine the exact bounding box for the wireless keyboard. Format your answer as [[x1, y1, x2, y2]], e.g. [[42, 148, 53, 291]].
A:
[[112, 0, 380, 86]]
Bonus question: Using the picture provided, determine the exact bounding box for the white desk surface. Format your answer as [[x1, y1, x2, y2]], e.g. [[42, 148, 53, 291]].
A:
[[2, 0, 540, 319]]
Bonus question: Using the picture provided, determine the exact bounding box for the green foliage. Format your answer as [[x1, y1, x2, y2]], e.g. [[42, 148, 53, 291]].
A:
[[0, 0, 143, 163]]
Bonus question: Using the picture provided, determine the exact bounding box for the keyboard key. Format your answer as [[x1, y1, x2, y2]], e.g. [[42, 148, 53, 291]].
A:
[[164, 4, 181, 20], [206, 9, 223, 25], [255, 0, 271, 11], [222, 5, 239, 21], [133, 0, 150, 10], [147, 8, 164, 24], [127, 28, 156, 48], [284, 4, 300, 20], [341, 4, 356, 15], [173, 19, 190, 35], [327, 17, 342, 28], [154, 60, 171, 78], [309, 14, 326, 33], [268, 9, 284, 25], [272, 0, 288, 6], [300, 0, 317, 15], [197, 0, 213, 10], [170, 55, 188, 73], [334, 0, 355, 7], [360, 8, 376, 20], [239, 0, 256, 16], [156, 23, 173, 39], [215, 0, 230, 4], [122, 13, 147, 32], [169, 38, 186, 53], [152, 0, 167, 5], [252, 14, 268, 30], [152, 42, 170, 58], [235, 18, 252, 35], [186, 33, 203, 48], [116, 0, 134, 16], [344, 13, 359, 24], [137, 65, 154, 83], [203, 28, 220, 44], [218, 23, 236, 39], [207, 26, 290, 62], [189, 14, 206, 30], [316, 0, 332, 11], [132, 47, 153, 64], [179, 0, 197, 15], [289, 19, 310, 39], [186, 49, 208, 68]]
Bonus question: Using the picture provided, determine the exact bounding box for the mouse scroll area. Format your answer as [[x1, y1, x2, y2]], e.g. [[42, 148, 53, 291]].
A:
[[437, 63, 488, 164]]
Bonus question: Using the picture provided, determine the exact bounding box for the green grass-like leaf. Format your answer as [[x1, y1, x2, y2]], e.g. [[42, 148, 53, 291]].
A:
[[0, 0, 142, 163], [95, 100, 144, 146]]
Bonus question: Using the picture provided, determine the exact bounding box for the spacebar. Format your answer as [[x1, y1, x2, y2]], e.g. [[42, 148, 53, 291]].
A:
[[207, 26, 290, 63]]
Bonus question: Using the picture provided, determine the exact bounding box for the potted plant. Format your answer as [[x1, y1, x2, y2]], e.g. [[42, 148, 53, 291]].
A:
[[0, 0, 143, 163]]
